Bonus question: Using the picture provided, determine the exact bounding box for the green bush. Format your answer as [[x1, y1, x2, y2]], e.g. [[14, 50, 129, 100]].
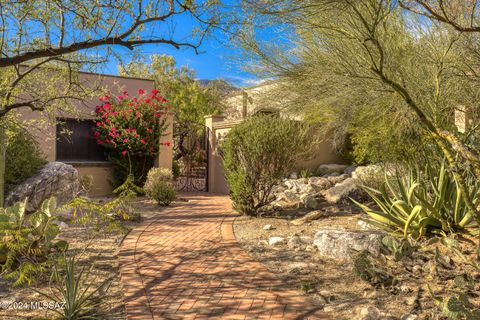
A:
[[221, 115, 311, 216], [144, 168, 176, 206], [0, 197, 67, 286], [353, 161, 478, 239], [5, 124, 46, 191]]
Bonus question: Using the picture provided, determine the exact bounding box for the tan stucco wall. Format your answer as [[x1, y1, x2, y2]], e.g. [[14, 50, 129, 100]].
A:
[[74, 164, 114, 197], [13, 72, 173, 196], [205, 115, 343, 195]]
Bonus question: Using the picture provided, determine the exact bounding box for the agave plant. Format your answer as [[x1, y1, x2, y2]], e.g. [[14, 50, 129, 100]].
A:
[[353, 161, 479, 239], [35, 254, 112, 320]]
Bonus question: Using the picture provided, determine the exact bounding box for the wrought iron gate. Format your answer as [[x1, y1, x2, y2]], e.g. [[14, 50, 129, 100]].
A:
[[173, 125, 209, 192]]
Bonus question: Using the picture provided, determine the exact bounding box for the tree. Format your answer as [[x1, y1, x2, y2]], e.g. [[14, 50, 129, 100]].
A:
[[237, 0, 480, 223], [119, 54, 226, 162], [0, 0, 225, 205]]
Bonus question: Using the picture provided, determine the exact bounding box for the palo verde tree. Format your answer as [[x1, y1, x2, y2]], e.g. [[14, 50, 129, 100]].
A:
[[0, 0, 225, 206], [237, 0, 480, 226]]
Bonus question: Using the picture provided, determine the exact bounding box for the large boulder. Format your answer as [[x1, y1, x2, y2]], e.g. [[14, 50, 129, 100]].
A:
[[313, 229, 385, 260], [316, 164, 349, 176], [308, 177, 332, 191], [6, 162, 80, 212], [322, 177, 360, 204], [351, 165, 382, 181], [327, 173, 349, 185]]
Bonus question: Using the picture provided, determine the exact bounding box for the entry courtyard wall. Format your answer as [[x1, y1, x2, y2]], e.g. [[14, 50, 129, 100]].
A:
[[205, 115, 343, 194]]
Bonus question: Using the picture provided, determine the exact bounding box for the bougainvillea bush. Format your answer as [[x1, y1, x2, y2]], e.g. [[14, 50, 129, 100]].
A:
[[94, 89, 170, 187]]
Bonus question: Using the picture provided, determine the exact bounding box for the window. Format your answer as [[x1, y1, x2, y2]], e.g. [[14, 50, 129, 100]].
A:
[[56, 119, 107, 162]]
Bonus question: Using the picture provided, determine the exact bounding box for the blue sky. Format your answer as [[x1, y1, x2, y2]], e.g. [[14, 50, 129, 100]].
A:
[[102, 29, 261, 88]]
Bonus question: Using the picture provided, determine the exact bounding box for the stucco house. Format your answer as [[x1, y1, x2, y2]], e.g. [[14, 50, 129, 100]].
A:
[[16, 71, 173, 196], [205, 80, 344, 194]]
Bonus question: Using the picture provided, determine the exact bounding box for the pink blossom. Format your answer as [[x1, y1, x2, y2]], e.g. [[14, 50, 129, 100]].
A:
[[138, 88, 145, 95], [99, 95, 109, 101], [121, 150, 127, 156]]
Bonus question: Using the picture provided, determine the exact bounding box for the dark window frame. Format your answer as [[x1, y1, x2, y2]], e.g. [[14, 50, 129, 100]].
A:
[[56, 118, 108, 163]]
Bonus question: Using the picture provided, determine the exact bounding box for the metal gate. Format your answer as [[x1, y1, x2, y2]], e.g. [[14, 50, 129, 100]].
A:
[[173, 125, 209, 192]]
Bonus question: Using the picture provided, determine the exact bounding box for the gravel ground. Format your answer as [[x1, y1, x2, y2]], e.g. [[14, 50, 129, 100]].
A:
[[234, 207, 480, 320]]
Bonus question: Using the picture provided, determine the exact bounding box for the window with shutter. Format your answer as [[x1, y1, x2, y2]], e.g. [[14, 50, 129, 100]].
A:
[[56, 119, 107, 162]]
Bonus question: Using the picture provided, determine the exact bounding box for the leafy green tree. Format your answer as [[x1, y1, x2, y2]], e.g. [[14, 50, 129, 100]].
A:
[[0, 0, 225, 205], [237, 0, 480, 224], [120, 54, 226, 161]]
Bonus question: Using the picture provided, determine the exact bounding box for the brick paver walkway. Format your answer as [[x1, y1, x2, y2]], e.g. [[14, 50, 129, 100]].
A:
[[119, 194, 326, 319]]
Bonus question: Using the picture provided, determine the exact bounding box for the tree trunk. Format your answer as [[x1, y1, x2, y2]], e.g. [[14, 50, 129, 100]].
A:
[[0, 123, 6, 207]]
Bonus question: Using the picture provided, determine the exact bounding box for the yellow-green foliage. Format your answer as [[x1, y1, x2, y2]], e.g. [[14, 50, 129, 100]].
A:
[[144, 168, 176, 206], [222, 115, 312, 216], [5, 123, 46, 191], [0, 197, 65, 286], [353, 161, 479, 239]]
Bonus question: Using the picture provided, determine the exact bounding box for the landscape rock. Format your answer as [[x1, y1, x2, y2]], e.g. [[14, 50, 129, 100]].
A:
[[301, 195, 322, 210], [6, 162, 80, 212], [276, 190, 301, 204], [287, 236, 304, 249], [400, 314, 418, 320], [323, 178, 361, 204], [317, 164, 349, 176], [351, 165, 382, 181], [327, 174, 349, 185], [358, 306, 381, 320], [313, 229, 385, 260], [344, 166, 357, 175], [263, 224, 274, 231], [269, 237, 285, 246], [308, 177, 332, 191], [291, 210, 327, 226]]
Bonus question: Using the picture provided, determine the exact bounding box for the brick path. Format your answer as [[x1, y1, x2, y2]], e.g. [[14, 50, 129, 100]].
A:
[[119, 194, 326, 319]]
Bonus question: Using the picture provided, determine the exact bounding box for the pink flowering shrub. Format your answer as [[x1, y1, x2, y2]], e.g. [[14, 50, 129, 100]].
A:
[[95, 89, 171, 187]]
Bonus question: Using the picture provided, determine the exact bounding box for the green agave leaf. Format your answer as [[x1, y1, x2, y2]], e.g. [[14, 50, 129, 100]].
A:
[[404, 205, 423, 238]]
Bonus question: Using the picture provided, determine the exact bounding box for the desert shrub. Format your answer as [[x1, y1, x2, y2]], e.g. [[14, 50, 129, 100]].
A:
[[353, 161, 479, 239], [144, 168, 176, 206], [0, 197, 67, 286], [222, 115, 311, 216], [5, 124, 46, 192]]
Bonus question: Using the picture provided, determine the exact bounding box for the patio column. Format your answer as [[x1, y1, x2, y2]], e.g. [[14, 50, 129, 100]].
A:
[[157, 112, 174, 171], [205, 115, 226, 193]]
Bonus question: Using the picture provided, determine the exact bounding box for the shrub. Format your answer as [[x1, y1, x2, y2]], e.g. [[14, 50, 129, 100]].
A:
[[353, 161, 479, 239], [5, 124, 46, 192], [94, 89, 170, 188], [144, 168, 176, 206], [0, 197, 67, 286], [221, 115, 311, 216]]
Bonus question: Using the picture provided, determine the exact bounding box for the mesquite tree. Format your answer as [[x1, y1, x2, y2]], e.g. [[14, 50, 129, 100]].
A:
[[0, 0, 225, 205]]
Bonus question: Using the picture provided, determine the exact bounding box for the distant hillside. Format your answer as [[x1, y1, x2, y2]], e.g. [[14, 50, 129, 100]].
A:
[[197, 79, 239, 95]]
